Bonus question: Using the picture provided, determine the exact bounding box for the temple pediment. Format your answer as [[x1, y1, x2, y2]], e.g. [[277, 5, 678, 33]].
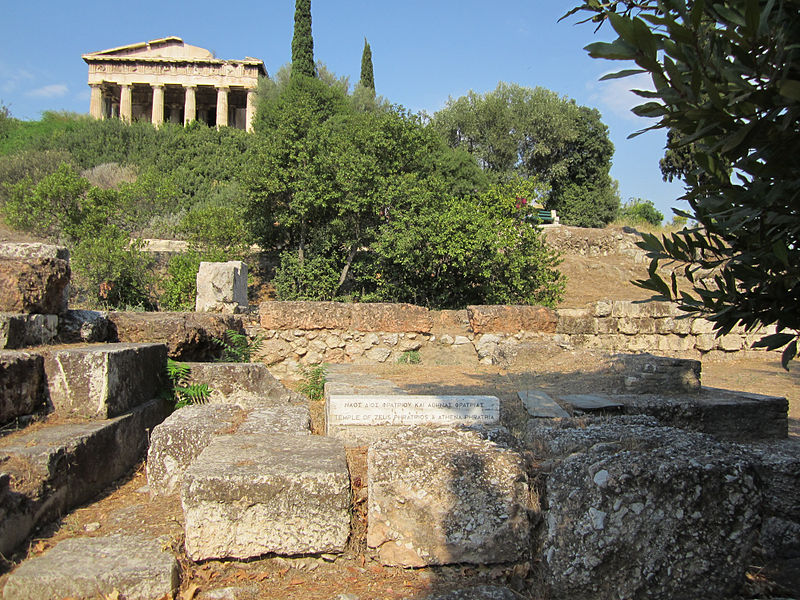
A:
[[83, 37, 215, 61]]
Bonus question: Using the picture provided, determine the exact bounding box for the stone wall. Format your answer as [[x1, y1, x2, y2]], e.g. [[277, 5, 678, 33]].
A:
[[250, 300, 775, 373]]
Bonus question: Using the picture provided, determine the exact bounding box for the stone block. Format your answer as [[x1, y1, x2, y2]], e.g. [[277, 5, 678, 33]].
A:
[[2, 535, 179, 600], [594, 300, 612, 317], [540, 426, 760, 600], [0, 313, 58, 349], [184, 361, 304, 405], [467, 305, 557, 334], [612, 353, 701, 394], [612, 300, 679, 318], [237, 404, 311, 434], [108, 311, 244, 360], [432, 309, 471, 332], [196, 261, 248, 313], [617, 317, 656, 335], [182, 434, 350, 560], [147, 404, 244, 497], [0, 257, 69, 314], [350, 303, 432, 333], [0, 399, 167, 556], [0, 242, 69, 261], [518, 390, 570, 418], [556, 309, 597, 335], [0, 351, 44, 425], [57, 309, 110, 343], [691, 317, 716, 334], [260, 301, 353, 330], [718, 334, 745, 351], [368, 425, 532, 567], [44, 343, 167, 418], [695, 334, 716, 352]]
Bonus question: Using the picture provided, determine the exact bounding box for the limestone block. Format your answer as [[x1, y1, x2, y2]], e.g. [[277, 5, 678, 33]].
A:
[[555, 309, 597, 335], [44, 343, 167, 418], [260, 337, 293, 366], [350, 303, 432, 333], [0, 257, 70, 314], [108, 311, 244, 361], [691, 317, 716, 334], [718, 334, 744, 351], [0, 242, 69, 261], [0, 313, 58, 349], [595, 317, 618, 334], [182, 434, 350, 560], [617, 317, 656, 335], [2, 535, 179, 600], [0, 351, 44, 425], [147, 404, 243, 497], [540, 426, 760, 600], [364, 346, 392, 362], [656, 334, 694, 353], [467, 305, 557, 334], [368, 425, 532, 567], [594, 300, 612, 317], [0, 399, 167, 556], [611, 300, 679, 318], [184, 362, 303, 404], [57, 309, 109, 343], [260, 301, 353, 330], [237, 404, 311, 434], [613, 353, 701, 394], [695, 334, 716, 352], [432, 309, 471, 332], [196, 261, 248, 313]]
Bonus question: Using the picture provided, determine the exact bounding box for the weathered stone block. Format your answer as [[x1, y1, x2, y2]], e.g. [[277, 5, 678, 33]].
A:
[[0, 257, 70, 314], [2, 535, 179, 600], [182, 434, 350, 560], [57, 309, 110, 343], [0, 399, 167, 556], [260, 301, 353, 330], [718, 333, 745, 351], [108, 311, 244, 360], [594, 300, 612, 317], [691, 317, 716, 334], [184, 361, 304, 405], [350, 302, 432, 333], [237, 404, 311, 434], [612, 353, 701, 394], [0, 242, 69, 261], [611, 300, 679, 318], [368, 425, 532, 567], [556, 309, 597, 335], [147, 404, 244, 497], [0, 351, 44, 425], [196, 261, 248, 313], [540, 426, 760, 600], [467, 305, 557, 334], [44, 343, 167, 418], [0, 313, 58, 349]]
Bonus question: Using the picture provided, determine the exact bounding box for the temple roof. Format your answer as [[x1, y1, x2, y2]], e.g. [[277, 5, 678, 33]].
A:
[[82, 37, 266, 75]]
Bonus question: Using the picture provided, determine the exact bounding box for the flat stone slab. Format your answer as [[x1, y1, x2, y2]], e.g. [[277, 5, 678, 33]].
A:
[[185, 362, 305, 405], [147, 404, 244, 497], [562, 394, 625, 412], [0, 351, 44, 425], [44, 342, 167, 418], [0, 399, 167, 556], [368, 425, 532, 567], [518, 390, 570, 418], [237, 405, 311, 434], [182, 434, 350, 560], [0, 313, 58, 349], [3, 535, 179, 600]]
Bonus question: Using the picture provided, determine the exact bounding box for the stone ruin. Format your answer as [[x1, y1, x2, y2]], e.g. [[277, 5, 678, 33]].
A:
[[0, 247, 797, 600]]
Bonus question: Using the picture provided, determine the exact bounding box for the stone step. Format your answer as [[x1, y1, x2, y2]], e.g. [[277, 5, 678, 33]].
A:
[[0, 351, 45, 426], [0, 243, 70, 315], [518, 389, 570, 418], [148, 403, 311, 497], [44, 342, 167, 419], [0, 313, 58, 349], [2, 535, 178, 600], [184, 361, 305, 406], [182, 433, 350, 560], [0, 399, 168, 556]]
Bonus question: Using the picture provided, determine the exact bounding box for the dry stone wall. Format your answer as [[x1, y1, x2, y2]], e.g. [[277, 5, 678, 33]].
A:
[[251, 300, 775, 373]]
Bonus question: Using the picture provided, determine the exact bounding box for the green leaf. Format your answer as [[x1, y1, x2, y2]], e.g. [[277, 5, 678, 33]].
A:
[[585, 40, 638, 61], [778, 80, 800, 102], [599, 69, 647, 81], [781, 339, 797, 370], [752, 332, 795, 351]]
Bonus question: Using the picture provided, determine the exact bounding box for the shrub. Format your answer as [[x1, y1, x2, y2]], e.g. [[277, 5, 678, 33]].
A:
[[0, 150, 75, 204], [298, 364, 327, 401], [159, 247, 237, 311], [618, 198, 663, 227]]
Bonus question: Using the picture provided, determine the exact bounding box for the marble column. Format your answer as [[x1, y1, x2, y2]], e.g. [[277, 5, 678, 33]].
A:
[[151, 84, 165, 126], [215, 86, 229, 127], [89, 84, 103, 119], [120, 84, 133, 123], [245, 88, 257, 132], [184, 85, 196, 125]]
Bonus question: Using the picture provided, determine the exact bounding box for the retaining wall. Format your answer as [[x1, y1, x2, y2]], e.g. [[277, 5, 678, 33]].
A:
[[249, 301, 776, 373]]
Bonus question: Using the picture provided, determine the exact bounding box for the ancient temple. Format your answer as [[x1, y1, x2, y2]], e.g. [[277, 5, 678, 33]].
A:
[[82, 37, 266, 131]]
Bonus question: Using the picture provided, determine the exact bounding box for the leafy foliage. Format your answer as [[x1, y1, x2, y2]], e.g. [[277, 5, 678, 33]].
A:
[[432, 83, 619, 227], [397, 350, 421, 365], [291, 0, 316, 78], [213, 329, 265, 363], [619, 197, 663, 227], [359, 38, 375, 93], [298, 363, 327, 401], [159, 247, 235, 311], [570, 0, 800, 367], [165, 359, 212, 410]]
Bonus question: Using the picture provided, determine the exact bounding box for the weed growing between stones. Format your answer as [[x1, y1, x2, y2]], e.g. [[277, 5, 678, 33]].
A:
[[213, 329, 265, 363], [164, 359, 212, 409], [397, 350, 421, 365], [298, 364, 327, 401]]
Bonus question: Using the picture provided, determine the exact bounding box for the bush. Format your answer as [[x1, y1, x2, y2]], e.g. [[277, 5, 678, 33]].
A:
[[618, 198, 663, 227], [159, 247, 237, 311], [0, 150, 75, 204]]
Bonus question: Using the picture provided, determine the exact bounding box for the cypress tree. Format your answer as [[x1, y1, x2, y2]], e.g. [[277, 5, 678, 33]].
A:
[[291, 0, 316, 78], [359, 38, 375, 93]]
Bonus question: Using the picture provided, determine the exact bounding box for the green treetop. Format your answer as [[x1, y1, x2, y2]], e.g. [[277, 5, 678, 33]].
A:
[[291, 0, 316, 78], [359, 38, 375, 94]]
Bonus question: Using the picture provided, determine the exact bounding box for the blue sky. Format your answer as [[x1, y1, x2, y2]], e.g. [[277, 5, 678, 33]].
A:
[[2, 0, 686, 219]]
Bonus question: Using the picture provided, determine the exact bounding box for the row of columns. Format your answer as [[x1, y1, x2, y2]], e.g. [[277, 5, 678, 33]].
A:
[[89, 83, 257, 131]]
